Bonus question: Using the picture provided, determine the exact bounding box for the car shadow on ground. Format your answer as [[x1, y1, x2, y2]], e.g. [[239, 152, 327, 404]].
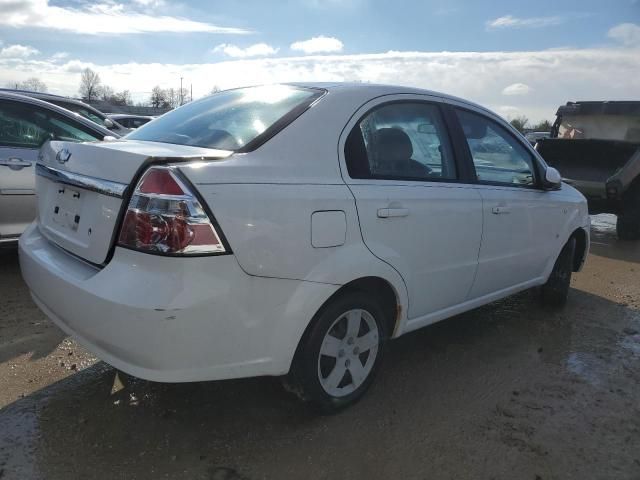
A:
[[0, 247, 66, 364], [1, 286, 638, 480]]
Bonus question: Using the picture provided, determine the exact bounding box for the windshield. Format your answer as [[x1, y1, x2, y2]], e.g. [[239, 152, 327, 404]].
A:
[[127, 85, 323, 151]]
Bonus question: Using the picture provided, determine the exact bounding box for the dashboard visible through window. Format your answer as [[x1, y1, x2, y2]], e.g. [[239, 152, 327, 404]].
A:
[[455, 108, 537, 187]]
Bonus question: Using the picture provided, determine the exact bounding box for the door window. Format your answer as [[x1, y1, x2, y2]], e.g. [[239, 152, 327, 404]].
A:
[[0, 100, 102, 148], [345, 102, 456, 181], [455, 109, 537, 187]]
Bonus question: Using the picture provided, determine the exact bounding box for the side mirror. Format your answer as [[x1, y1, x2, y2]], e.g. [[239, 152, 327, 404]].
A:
[[543, 167, 562, 190], [104, 118, 115, 129]]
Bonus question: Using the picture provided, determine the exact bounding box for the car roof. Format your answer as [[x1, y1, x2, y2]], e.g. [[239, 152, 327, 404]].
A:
[[0, 88, 105, 112], [0, 91, 117, 138], [286, 81, 498, 118]]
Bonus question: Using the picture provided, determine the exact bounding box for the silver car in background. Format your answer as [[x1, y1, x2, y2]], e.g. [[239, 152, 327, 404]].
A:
[[0, 89, 130, 136], [0, 92, 116, 244]]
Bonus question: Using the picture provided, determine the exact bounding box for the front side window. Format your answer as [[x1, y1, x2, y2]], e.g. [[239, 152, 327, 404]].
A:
[[0, 100, 101, 148], [345, 102, 456, 181], [128, 85, 323, 151], [49, 101, 106, 126], [455, 109, 537, 187]]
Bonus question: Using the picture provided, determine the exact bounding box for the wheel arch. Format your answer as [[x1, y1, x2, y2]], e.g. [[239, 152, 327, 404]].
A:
[[291, 276, 402, 366]]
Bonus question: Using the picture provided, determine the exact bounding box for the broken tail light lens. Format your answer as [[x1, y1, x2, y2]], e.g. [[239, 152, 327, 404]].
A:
[[118, 166, 226, 255]]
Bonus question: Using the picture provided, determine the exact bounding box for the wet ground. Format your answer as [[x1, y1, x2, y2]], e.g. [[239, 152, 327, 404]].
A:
[[1, 214, 639, 480]]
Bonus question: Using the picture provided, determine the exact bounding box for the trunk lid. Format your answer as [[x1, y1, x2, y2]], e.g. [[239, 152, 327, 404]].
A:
[[36, 139, 232, 264]]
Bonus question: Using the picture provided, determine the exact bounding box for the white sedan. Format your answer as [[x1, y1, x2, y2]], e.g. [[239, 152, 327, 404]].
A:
[[20, 83, 590, 412]]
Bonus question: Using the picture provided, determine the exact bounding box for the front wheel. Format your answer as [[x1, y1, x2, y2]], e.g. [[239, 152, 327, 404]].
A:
[[540, 237, 576, 307], [285, 292, 388, 413]]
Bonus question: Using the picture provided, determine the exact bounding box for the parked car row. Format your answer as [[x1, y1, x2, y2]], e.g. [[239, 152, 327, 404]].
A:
[[0, 89, 130, 136], [17, 83, 590, 411], [0, 89, 164, 244], [0, 91, 118, 244]]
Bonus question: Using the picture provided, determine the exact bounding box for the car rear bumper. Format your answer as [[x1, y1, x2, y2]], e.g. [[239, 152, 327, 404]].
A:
[[19, 223, 338, 382]]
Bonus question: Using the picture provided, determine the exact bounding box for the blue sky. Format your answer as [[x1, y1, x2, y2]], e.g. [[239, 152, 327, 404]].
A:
[[0, 0, 638, 121]]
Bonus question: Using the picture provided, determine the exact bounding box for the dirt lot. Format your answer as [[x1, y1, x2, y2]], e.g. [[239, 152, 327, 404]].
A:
[[0, 214, 639, 480]]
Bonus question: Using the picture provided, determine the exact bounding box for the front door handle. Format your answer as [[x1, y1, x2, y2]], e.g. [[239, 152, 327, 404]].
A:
[[0, 157, 32, 170], [377, 208, 410, 218], [492, 206, 511, 215]]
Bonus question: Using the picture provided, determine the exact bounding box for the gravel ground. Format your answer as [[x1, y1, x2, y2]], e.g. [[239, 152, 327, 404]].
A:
[[0, 214, 639, 480]]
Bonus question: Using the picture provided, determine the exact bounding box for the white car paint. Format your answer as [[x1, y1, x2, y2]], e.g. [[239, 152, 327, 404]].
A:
[[19, 83, 590, 384]]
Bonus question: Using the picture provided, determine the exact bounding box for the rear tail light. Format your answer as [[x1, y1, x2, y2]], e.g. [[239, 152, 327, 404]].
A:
[[118, 166, 226, 255]]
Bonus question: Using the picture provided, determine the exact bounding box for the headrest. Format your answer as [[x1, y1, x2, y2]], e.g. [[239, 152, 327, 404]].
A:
[[372, 128, 413, 162]]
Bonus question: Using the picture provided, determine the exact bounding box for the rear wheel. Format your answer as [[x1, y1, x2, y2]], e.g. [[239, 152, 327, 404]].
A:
[[285, 292, 388, 413], [540, 237, 576, 307]]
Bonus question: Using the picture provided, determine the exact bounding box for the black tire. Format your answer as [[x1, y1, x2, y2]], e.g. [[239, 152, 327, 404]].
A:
[[285, 292, 388, 413], [617, 211, 640, 240], [617, 182, 640, 241], [540, 237, 576, 307]]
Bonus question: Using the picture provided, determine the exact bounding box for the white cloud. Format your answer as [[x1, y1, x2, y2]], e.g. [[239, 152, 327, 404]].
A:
[[487, 15, 564, 29], [502, 83, 532, 96], [132, 0, 166, 7], [290, 36, 344, 54], [1, 47, 639, 123], [50, 52, 69, 61], [0, 44, 39, 59], [608, 23, 640, 46], [213, 43, 279, 58], [0, 0, 249, 35], [495, 105, 522, 117]]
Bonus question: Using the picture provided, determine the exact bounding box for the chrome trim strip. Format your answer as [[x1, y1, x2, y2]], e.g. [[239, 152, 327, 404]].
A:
[[36, 163, 127, 199]]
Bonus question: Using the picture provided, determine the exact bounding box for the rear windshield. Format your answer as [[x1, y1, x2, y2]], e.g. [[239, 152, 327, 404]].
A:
[[127, 85, 323, 151]]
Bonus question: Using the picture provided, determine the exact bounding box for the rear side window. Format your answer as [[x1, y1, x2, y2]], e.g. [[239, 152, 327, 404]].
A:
[[455, 109, 537, 187], [345, 102, 456, 181], [128, 85, 324, 151], [0, 100, 102, 148]]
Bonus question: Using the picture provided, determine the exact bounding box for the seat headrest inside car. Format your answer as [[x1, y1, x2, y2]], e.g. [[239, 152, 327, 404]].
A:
[[372, 128, 413, 162]]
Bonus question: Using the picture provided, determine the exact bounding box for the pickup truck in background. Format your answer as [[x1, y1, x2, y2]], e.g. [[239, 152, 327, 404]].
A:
[[536, 101, 640, 240]]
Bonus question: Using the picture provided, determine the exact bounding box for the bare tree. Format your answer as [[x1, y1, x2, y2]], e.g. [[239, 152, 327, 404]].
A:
[[150, 86, 168, 108], [531, 119, 552, 132], [509, 115, 529, 133], [210, 85, 221, 95], [165, 88, 179, 108], [16, 77, 48, 92], [112, 90, 132, 106], [79, 68, 101, 101], [100, 85, 115, 101]]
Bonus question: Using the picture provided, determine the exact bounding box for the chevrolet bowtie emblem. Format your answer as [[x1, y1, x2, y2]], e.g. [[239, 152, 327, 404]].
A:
[[56, 148, 71, 164]]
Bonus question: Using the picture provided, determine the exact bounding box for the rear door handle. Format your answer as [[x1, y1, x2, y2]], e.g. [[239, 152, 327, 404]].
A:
[[492, 206, 511, 215], [377, 208, 410, 218], [0, 158, 32, 170]]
